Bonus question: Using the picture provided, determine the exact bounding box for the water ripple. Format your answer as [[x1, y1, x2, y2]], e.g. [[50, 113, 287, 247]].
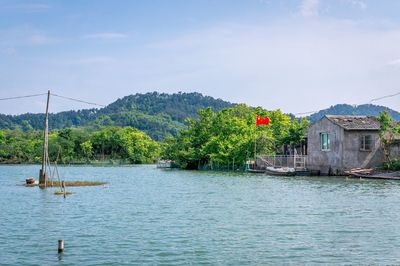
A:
[[1, 165, 400, 265]]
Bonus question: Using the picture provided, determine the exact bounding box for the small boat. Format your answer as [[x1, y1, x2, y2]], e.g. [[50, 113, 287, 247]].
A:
[[265, 167, 296, 176], [247, 169, 266, 173], [245, 161, 265, 173]]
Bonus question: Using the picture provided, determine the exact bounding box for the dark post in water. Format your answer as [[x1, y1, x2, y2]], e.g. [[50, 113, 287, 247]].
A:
[[58, 240, 64, 253]]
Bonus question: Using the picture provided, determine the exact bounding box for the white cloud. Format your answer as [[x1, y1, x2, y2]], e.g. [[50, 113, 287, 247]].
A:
[[0, 26, 59, 46], [64, 56, 115, 66], [0, 47, 17, 55], [347, 0, 367, 10], [84, 32, 128, 40], [6, 3, 50, 12], [29, 34, 56, 45], [387, 58, 400, 67], [299, 0, 320, 17], [3, 17, 400, 114], [140, 18, 400, 113]]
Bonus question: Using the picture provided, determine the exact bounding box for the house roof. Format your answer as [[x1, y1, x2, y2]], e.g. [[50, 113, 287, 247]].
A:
[[325, 115, 380, 130]]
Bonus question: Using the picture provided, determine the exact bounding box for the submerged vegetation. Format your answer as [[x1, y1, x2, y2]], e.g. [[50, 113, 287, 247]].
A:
[[46, 181, 107, 187], [54, 191, 74, 195]]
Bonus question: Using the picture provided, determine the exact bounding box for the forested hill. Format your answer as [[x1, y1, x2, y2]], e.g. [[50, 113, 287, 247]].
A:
[[0, 92, 234, 140], [1, 92, 399, 140], [307, 104, 400, 122]]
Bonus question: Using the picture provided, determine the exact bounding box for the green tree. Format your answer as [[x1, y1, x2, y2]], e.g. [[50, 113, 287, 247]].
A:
[[161, 104, 297, 170], [378, 111, 400, 164], [281, 118, 309, 152], [80, 140, 94, 161], [0, 126, 160, 164], [0, 130, 5, 145]]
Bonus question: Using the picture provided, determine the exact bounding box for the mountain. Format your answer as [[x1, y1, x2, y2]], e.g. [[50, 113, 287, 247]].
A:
[[0, 92, 234, 140], [307, 104, 400, 122]]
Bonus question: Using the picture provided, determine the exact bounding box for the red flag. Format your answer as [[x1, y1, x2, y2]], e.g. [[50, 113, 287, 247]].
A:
[[256, 116, 270, 126]]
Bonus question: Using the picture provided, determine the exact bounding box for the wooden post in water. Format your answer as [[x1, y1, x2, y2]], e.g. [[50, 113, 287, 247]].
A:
[[39, 90, 50, 186], [58, 240, 64, 253], [62, 180, 66, 198]]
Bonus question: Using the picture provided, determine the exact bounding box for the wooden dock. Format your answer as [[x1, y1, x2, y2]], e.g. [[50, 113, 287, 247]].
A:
[[348, 169, 400, 180]]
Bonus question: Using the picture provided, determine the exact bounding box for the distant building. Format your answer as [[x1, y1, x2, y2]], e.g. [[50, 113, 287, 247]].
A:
[[307, 115, 384, 175]]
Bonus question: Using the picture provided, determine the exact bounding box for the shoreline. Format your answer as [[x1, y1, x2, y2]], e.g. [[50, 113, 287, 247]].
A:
[[0, 162, 156, 167]]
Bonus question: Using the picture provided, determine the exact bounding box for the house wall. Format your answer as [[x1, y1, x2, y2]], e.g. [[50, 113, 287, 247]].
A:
[[342, 130, 383, 171], [307, 117, 344, 174], [390, 142, 400, 159]]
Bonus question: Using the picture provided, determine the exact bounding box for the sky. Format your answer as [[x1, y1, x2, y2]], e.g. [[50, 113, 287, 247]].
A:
[[1, 0, 400, 115]]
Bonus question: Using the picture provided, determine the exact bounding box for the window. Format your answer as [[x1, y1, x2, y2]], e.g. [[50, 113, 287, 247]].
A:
[[360, 135, 373, 151], [320, 133, 330, 151]]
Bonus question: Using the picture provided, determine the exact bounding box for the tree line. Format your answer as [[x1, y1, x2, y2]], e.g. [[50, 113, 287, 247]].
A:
[[0, 104, 309, 168], [0, 127, 160, 164], [0, 92, 233, 140]]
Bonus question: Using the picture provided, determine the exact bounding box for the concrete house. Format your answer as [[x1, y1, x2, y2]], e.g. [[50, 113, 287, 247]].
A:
[[307, 115, 383, 175]]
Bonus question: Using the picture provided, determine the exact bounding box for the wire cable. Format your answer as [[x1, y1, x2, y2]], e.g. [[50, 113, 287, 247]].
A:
[[0, 90, 399, 114], [0, 93, 47, 101], [369, 91, 400, 104], [294, 90, 400, 116], [51, 93, 105, 107], [293, 110, 320, 116]]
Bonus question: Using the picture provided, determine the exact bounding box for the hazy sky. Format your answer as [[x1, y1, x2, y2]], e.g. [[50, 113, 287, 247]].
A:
[[1, 0, 400, 115]]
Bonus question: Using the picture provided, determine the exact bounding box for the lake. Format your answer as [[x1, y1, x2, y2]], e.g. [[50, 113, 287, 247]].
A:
[[1, 165, 400, 265]]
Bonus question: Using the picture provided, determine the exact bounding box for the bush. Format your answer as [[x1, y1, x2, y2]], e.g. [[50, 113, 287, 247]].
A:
[[383, 159, 400, 171]]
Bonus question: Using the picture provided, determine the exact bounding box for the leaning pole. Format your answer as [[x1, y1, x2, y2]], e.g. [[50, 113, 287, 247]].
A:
[[39, 90, 50, 186]]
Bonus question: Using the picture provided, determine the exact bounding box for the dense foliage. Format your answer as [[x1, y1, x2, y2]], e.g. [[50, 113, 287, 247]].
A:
[[161, 105, 309, 170], [377, 111, 400, 168], [308, 104, 400, 122], [0, 127, 160, 164], [0, 92, 234, 140], [6, 92, 398, 169]]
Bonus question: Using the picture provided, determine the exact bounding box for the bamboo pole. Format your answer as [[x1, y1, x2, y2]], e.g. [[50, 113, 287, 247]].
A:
[[62, 181, 66, 198], [39, 90, 50, 186]]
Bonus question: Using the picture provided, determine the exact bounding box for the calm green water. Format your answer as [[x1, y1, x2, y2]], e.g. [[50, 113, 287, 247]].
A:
[[1, 165, 400, 265]]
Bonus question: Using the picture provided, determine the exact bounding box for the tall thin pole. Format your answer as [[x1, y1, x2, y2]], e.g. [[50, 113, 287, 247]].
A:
[[39, 90, 50, 186], [254, 122, 257, 169]]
